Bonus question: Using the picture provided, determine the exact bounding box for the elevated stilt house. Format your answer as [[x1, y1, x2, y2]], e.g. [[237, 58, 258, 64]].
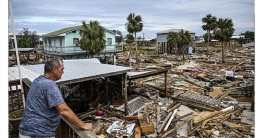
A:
[[41, 25, 123, 64], [156, 29, 196, 55]]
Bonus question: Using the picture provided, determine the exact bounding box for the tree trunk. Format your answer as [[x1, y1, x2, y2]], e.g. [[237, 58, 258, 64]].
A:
[[206, 31, 210, 57], [134, 33, 138, 65], [182, 45, 185, 61], [129, 44, 132, 67], [175, 44, 177, 55], [222, 41, 225, 63]]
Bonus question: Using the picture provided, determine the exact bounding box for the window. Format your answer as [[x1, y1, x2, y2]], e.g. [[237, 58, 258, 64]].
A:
[[60, 38, 62, 46], [73, 38, 79, 46], [48, 39, 51, 46], [45, 39, 47, 46], [107, 38, 112, 45]]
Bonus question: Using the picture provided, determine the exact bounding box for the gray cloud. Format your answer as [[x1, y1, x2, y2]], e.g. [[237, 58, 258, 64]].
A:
[[9, 0, 255, 38]]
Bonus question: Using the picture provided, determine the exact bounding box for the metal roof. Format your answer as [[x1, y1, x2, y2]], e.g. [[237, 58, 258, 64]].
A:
[[41, 25, 116, 38], [156, 29, 195, 34], [9, 59, 132, 85], [9, 48, 36, 52]]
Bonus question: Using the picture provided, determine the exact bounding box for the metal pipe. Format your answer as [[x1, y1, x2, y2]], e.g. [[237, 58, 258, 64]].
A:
[[123, 73, 128, 116], [157, 111, 172, 133], [164, 109, 177, 131], [8, 0, 25, 108]]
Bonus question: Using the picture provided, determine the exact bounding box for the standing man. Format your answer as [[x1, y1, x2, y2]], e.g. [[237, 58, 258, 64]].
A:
[[19, 59, 93, 138]]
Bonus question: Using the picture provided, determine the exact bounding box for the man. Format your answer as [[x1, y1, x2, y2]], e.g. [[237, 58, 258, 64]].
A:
[[19, 59, 93, 138]]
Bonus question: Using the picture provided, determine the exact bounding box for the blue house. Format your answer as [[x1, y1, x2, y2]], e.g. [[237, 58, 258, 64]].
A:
[[41, 25, 123, 63]]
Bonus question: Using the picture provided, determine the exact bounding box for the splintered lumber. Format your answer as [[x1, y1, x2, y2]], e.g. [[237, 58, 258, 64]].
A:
[[157, 111, 173, 133], [194, 106, 234, 125], [167, 103, 182, 113], [217, 90, 232, 100], [159, 116, 193, 138]]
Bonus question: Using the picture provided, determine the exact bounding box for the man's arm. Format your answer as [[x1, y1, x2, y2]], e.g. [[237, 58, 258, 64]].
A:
[[55, 103, 93, 130]]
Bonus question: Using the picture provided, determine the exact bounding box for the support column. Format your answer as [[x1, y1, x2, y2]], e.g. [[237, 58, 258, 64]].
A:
[[156, 42, 158, 54], [129, 80, 132, 95], [123, 73, 128, 116], [113, 54, 116, 65], [162, 42, 164, 54], [89, 80, 93, 99], [105, 77, 109, 104], [106, 56, 108, 64], [165, 42, 167, 55], [164, 71, 167, 97]]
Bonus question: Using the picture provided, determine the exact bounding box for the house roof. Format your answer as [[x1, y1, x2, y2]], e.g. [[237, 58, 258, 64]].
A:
[[8, 58, 132, 85], [41, 25, 82, 38], [230, 35, 245, 39], [156, 29, 195, 34], [9, 48, 36, 52], [41, 25, 116, 38]]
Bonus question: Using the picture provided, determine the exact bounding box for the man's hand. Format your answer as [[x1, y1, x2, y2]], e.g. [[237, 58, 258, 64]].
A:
[[81, 123, 93, 130]]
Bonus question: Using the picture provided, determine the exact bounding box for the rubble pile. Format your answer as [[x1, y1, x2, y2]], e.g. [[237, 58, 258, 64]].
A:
[[73, 47, 255, 138]]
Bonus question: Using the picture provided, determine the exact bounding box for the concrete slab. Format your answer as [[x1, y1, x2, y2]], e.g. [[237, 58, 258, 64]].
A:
[[241, 110, 255, 126], [176, 105, 200, 137]]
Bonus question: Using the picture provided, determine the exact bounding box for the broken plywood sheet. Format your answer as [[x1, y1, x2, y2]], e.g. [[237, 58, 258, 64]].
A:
[[209, 88, 223, 98], [176, 105, 200, 137], [176, 61, 198, 70], [236, 97, 253, 103], [192, 111, 213, 123]]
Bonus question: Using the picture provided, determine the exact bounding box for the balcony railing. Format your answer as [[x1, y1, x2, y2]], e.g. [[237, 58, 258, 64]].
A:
[[43, 44, 123, 55]]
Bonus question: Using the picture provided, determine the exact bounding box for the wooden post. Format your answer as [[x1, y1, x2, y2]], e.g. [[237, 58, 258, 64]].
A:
[[105, 77, 109, 104], [89, 80, 93, 99], [164, 71, 167, 97], [123, 73, 128, 116], [129, 80, 131, 94]]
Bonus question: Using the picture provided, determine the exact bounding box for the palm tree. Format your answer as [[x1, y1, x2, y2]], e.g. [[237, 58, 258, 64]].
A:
[[125, 13, 143, 64], [237, 36, 246, 47], [178, 29, 191, 61], [249, 31, 254, 42], [214, 18, 235, 63], [125, 33, 134, 67], [203, 33, 213, 46], [79, 20, 106, 58], [167, 32, 179, 54], [244, 31, 251, 43], [202, 14, 217, 57]]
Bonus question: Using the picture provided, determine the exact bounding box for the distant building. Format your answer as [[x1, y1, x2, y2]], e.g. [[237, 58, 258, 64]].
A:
[[8, 33, 41, 49], [156, 29, 196, 54], [40, 25, 123, 63]]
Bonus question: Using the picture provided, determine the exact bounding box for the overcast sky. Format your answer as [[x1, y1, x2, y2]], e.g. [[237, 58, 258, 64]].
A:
[[8, 0, 255, 39]]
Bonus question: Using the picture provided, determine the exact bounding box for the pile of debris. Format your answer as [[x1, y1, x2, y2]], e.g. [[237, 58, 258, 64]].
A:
[[73, 47, 255, 137]]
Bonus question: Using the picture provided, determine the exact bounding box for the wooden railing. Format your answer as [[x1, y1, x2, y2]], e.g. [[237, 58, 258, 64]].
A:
[[8, 78, 96, 137], [8, 78, 31, 113], [55, 117, 96, 138]]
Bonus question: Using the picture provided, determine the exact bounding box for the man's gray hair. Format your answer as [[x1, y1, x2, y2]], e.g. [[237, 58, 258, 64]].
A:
[[44, 59, 61, 73]]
